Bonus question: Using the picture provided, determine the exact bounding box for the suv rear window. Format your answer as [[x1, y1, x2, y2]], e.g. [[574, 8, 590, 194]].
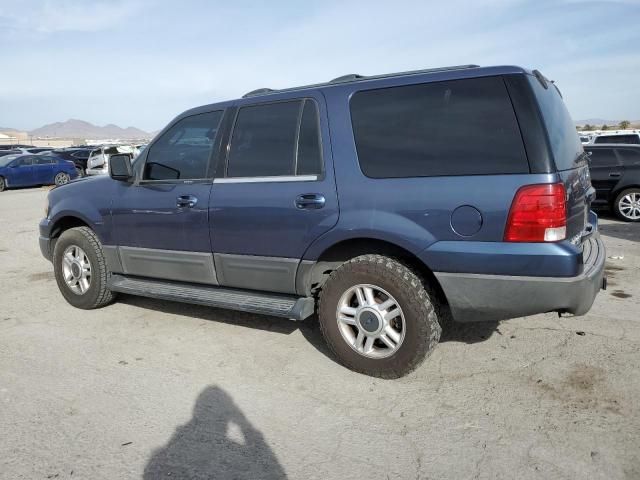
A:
[[527, 76, 584, 171], [350, 76, 528, 178], [594, 134, 640, 144]]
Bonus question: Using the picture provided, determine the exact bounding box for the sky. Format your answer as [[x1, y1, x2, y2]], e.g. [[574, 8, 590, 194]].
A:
[[0, 0, 639, 132]]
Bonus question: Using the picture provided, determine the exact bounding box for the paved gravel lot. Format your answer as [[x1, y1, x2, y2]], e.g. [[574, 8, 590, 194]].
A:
[[1, 187, 639, 480]]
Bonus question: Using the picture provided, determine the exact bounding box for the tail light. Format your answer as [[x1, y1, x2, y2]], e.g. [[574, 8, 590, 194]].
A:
[[504, 183, 567, 242]]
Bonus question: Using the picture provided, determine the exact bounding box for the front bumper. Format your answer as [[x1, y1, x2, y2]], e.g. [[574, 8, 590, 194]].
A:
[[435, 232, 606, 323]]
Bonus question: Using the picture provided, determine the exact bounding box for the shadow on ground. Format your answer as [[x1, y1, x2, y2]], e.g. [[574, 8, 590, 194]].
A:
[[120, 294, 498, 368], [144, 385, 287, 480]]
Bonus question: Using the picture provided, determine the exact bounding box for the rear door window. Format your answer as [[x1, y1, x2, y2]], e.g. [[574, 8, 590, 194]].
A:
[[616, 148, 640, 164], [587, 148, 618, 167], [226, 99, 323, 178], [350, 76, 528, 178]]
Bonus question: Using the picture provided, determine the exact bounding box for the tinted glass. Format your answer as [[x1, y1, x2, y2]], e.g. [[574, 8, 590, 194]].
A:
[[616, 148, 640, 164], [18, 156, 33, 166], [228, 101, 300, 177], [594, 134, 640, 144], [350, 76, 528, 178], [586, 149, 617, 167], [34, 156, 53, 164], [144, 110, 223, 180], [528, 77, 584, 171], [71, 150, 90, 159], [296, 100, 322, 175]]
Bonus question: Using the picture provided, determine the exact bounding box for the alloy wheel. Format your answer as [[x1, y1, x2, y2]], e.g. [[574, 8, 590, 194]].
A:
[[61, 245, 92, 295], [336, 284, 406, 359], [618, 192, 640, 220]]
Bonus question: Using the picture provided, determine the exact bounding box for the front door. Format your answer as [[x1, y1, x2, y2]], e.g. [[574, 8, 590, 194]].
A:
[[209, 96, 338, 294], [111, 109, 225, 285], [10, 156, 35, 186]]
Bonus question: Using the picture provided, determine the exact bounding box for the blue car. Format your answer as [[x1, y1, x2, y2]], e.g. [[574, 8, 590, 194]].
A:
[[39, 65, 605, 377], [0, 153, 78, 192]]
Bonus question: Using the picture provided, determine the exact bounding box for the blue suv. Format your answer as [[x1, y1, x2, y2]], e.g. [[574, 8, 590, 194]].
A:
[[39, 65, 606, 377]]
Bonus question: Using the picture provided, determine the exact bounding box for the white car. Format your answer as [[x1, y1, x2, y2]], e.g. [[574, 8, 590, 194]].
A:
[[86, 145, 135, 176]]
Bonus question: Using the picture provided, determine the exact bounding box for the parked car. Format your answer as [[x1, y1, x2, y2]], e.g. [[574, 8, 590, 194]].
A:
[[0, 153, 77, 191], [40, 148, 94, 176], [579, 134, 592, 145], [0, 149, 21, 158], [584, 144, 640, 221], [592, 130, 640, 145], [86, 145, 135, 176], [23, 147, 55, 154], [39, 65, 605, 378]]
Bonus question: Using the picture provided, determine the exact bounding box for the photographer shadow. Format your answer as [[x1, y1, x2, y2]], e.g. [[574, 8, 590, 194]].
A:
[[144, 386, 286, 480]]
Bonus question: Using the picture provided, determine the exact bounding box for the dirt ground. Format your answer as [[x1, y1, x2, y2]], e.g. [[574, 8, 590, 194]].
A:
[[1, 187, 639, 479]]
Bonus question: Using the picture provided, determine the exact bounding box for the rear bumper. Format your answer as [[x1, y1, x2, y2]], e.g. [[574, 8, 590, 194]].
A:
[[435, 232, 606, 323], [85, 167, 107, 176]]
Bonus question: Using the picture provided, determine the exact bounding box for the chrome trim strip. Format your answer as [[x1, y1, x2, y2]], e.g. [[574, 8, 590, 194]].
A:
[[213, 175, 318, 184]]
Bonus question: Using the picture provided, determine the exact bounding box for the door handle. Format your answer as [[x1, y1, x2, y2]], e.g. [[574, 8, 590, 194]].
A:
[[609, 172, 621, 178], [295, 193, 325, 210], [176, 195, 198, 208]]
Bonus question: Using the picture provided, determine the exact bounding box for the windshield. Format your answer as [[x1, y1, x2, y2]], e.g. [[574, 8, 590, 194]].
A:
[[0, 155, 19, 167]]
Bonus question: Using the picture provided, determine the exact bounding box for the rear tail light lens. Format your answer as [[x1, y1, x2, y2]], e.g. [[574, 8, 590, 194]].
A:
[[504, 183, 567, 242]]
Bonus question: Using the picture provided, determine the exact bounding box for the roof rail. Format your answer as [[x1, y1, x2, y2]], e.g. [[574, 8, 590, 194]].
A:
[[329, 74, 364, 83], [241, 64, 481, 99], [242, 88, 275, 98]]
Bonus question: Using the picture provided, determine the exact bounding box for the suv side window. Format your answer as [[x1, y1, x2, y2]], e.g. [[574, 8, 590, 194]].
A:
[[144, 110, 223, 180], [350, 76, 528, 178], [226, 99, 322, 178], [587, 148, 617, 167], [616, 148, 640, 164]]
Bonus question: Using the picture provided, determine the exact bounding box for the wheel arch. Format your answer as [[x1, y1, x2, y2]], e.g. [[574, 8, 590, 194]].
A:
[[297, 237, 449, 310]]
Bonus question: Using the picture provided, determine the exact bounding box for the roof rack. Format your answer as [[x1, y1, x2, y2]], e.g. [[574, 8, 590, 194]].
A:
[[241, 64, 480, 99]]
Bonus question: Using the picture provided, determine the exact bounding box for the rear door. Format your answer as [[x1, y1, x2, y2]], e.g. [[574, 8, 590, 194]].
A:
[[33, 155, 55, 184], [527, 75, 592, 241], [209, 95, 338, 294], [585, 147, 623, 205]]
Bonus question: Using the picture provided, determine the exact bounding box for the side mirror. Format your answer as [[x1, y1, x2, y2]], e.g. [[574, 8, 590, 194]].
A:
[[109, 154, 133, 181]]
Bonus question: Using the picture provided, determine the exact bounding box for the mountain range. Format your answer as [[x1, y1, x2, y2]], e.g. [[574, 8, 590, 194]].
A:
[[2, 119, 153, 139]]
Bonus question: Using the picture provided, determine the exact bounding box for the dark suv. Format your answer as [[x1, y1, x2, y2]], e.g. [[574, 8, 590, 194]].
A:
[[39, 65, 606, 377], [584, 144, 640, 221]]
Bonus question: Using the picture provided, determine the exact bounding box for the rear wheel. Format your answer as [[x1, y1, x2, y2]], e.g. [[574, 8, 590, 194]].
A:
[[318, 254, 441, 378], [54, 171, 70, 186], [613, 188, 640, 222], [53, 226, 115, 309]]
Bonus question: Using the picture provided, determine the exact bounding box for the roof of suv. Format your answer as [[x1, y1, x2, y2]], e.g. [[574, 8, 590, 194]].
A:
[[240, 64, 533, 99]]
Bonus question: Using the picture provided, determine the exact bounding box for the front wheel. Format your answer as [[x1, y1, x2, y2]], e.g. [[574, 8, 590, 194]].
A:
[[614, 188, 640, 222], [54, 171, 70, 186], [318, 255, 441, 378], [53, 226, 115, 309]]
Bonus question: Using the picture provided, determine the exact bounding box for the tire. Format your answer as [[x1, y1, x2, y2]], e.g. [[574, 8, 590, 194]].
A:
[[0, 176, 5, 192], [318, 254, 441, 378], [613, 188, 640, 222], [53, 226, 115, 309]]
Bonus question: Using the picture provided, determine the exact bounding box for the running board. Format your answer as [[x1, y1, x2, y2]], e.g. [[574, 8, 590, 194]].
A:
[[108, 274, 314, 320]]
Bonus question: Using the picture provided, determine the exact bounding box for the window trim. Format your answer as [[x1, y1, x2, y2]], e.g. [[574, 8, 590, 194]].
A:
[[138, 109, 225, 185], [222, 97, 325, 181]]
